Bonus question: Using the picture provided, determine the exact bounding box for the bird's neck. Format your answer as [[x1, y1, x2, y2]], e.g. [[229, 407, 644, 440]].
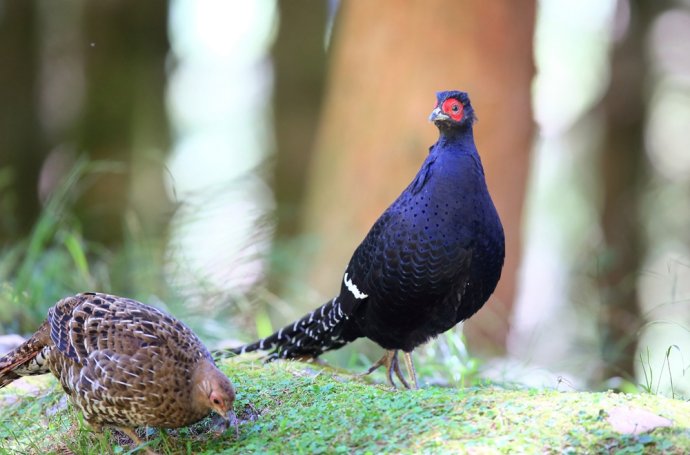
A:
[[190, 359, 217, 413], [432, 127, 487, 186], [435, 126, 476, 154]]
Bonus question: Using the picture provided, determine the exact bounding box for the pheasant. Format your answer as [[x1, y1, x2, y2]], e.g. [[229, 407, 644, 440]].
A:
[[0, 292, 236, 447], [215, 90, 505, 389]]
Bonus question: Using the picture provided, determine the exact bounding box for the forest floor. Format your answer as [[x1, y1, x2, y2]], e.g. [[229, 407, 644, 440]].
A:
[[0, 358, 689, 454]]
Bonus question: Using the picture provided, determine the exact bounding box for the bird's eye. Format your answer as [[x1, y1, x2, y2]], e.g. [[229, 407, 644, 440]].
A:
[[213, 398, 221, 405], [441, 98, 464, 122]]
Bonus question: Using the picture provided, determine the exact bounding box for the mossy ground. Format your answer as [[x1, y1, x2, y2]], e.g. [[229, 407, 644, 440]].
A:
[[0, 359, 688, 454]]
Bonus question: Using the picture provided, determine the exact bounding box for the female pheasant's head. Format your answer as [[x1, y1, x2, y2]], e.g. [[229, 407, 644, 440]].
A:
[[192, 360, 237, 432], [429, 91, 476, 131]]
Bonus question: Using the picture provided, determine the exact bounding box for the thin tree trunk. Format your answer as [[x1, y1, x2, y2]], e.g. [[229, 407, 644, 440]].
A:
[[269, 0, 328, 293], [299, 0, 536, 355], [75, 0, 171, 247], [0, 1, 41, 242], [597, 0, 664, 382]]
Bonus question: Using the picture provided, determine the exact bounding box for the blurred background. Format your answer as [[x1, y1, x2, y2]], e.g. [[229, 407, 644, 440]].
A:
[[0, 0, 688, 398]]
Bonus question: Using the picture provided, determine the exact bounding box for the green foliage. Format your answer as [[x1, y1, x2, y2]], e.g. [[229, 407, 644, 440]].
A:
[[417, 329, 481, 387], [0, 159, 101, 332], [639, 345, 688, 399], [0, 158, 171, 335], [1, 361, 689, 454]]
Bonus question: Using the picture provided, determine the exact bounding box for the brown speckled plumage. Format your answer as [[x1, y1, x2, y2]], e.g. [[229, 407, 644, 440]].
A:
[[0, 292, 235, 435]]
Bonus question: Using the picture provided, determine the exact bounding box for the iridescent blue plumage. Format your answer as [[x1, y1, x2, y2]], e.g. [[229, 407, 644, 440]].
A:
[[216, 91, 505, 388]]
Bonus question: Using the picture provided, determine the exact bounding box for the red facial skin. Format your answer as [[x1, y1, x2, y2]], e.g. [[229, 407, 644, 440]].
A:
[[441, 98, 464, 122]]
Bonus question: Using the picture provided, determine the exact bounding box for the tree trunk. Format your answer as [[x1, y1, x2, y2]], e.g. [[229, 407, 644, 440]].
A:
[[75, 0, 171, 247], [299, 0, 536, 355], [268, 0, 328, 293], [0, 1, 42, 242], [597, 0, 664, 382]]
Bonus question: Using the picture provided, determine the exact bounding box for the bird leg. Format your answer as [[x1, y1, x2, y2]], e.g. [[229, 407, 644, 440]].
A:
[[361, 350, 411, 389], [388, 352, 410, 389], [402, 351, 419, 390], [118, 427, 158, 455]]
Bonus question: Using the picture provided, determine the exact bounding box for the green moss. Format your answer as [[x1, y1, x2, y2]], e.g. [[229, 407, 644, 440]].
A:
[[1, 359, 688, 454]]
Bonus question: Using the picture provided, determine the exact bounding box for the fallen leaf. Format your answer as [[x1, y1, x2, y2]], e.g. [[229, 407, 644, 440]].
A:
[[607, 406, 673, 435]]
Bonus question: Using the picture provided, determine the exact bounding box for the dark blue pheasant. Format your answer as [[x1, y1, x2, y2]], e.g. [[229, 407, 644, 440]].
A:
[[217, 91, 505, 388]]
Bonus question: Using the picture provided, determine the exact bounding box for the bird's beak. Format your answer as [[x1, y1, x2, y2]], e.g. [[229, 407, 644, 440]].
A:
[[212, 408, 239, 437], [429, 107, 449, 123]]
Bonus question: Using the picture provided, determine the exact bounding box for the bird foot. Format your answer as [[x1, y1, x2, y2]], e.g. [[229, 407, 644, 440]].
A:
[[118, 427, 159, 455], [360, 350, 418, 389]]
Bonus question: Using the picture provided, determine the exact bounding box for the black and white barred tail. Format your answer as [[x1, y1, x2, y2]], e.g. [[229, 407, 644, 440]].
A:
[[214, 297, 356, 361], [0, 338, 51, 389]]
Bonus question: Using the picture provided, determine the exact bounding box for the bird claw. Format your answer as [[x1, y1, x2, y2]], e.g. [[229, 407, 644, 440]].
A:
[[360, 350, 418, 390], [118, 427, 159, 455]]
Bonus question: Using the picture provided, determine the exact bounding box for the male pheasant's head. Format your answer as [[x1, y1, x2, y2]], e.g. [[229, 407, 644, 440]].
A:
[[192, 360, 237, 431], [429, 90, 476, 131]]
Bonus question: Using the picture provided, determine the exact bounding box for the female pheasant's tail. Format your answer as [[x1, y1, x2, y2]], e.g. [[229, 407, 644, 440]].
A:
[[214, 297, 359, 362], [0, 325, 51, 389]]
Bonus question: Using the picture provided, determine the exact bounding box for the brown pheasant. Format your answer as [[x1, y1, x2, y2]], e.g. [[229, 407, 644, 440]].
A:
[[0, 292, 236, 446]]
